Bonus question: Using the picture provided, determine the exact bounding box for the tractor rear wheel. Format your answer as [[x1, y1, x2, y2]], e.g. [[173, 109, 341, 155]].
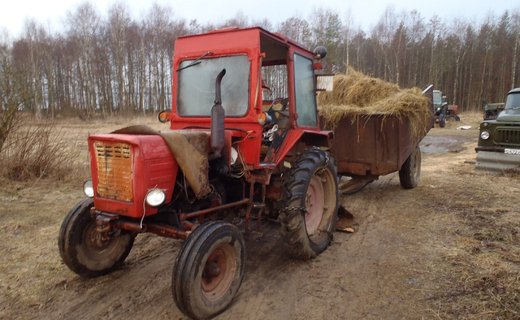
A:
[[58, 198, 135, 277], [280, 149, 339, 260], [172, 221, 245, 320], [399, 145, 421, 189]]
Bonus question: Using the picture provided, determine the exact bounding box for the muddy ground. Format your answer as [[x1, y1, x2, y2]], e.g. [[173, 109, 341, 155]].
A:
[[1, 113, 519, 319]]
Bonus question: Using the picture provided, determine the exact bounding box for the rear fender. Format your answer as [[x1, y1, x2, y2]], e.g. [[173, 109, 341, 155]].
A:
[[267, 129, 333, 165]]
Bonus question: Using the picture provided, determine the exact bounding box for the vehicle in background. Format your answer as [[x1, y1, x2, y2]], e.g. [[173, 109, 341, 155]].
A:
[[476, 88, 520, 172], [483, 102, 505, 120], [433, 89, 460, 127]]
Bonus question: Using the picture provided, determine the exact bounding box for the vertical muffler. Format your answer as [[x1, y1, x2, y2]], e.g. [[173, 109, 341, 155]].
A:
[[211, 68, 226, 158]]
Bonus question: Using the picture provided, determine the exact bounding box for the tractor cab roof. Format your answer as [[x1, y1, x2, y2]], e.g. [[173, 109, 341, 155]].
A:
[[174, 27, 314, 64]]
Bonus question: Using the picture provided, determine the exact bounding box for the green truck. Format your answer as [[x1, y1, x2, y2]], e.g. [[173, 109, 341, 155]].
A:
[[476, 87, 520, 171], [483, 102, 505, 120]]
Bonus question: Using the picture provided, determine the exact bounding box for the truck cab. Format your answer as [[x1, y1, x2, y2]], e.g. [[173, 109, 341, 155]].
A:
[[476, 87, 520, 171]]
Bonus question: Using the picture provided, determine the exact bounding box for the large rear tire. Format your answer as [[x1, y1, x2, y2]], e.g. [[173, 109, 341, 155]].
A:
[[399, 146, 421, 189], [172, 221, 245, 320], [280, 149, 339, 260], [58, 198, 134, 277]]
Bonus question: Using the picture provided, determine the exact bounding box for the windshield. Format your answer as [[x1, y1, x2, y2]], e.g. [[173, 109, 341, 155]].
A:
[[177, 55, 250, 116], [505, 93, 520, 110], [433, 91, 442, 106]]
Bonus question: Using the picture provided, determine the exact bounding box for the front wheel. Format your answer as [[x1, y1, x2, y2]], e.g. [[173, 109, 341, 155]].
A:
[[280, 149, 339, 260], [399, 146, 421, 189], [172, 221, 245, 320], [58, 198, 135, 277]]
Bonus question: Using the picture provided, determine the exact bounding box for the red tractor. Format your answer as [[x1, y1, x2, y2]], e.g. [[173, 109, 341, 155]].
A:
[[59, 27, 340, 319]]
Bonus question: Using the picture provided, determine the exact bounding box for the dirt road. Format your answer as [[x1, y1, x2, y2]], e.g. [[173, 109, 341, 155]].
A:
[[1, 116, 519, 319]]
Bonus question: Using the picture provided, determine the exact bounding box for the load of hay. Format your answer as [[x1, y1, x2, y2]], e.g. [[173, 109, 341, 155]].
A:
[[318, 68, 432, 139]]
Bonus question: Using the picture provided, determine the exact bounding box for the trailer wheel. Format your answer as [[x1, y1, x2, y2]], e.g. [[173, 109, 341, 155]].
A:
[[172, 221, 245, 320], [58, 198, 134, 277], [280, 149, 339, 260], [399, 146, 421, 189]]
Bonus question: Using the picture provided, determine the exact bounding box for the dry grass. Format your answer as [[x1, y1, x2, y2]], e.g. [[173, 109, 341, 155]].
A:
[[317, 68, 431, 140], [423, 169, 520, 319], [0, 123, 77, 181]]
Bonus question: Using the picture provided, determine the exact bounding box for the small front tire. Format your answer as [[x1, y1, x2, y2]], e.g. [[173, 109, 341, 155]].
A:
[[58, 198, 135, 277], [172, 221, 245, 320]]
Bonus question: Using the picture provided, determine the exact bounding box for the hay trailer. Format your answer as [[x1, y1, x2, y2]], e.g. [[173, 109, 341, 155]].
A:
[[325, 112, 430, 194], [321, 85, 433, 194], [58, 26, 431, 320]]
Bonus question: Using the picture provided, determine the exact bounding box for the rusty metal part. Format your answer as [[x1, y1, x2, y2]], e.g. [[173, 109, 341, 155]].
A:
[[116, 220, 188, 239], [339, 176, 376, 195], [255, 184, 266, 231], [94, 210, 188, 240], [95, 212, 119, 245], [94, 141, 133, 201], [179, 199, 250, 221], [327, 114, 420, 177], [244, 181, 255, 231]]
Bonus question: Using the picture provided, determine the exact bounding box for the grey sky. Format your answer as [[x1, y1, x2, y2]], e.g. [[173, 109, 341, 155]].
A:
[[0, 0, 518, 37]]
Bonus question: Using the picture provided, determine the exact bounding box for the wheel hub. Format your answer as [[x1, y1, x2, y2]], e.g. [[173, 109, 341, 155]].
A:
[[305, 175, 325, 235], [201, 244, 237, 299]]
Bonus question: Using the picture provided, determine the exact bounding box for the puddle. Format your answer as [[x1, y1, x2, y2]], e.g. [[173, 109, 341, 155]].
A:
[[420, 136, 465, 154]]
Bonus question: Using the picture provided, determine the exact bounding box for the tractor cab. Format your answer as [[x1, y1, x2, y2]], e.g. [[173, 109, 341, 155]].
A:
[[166, 27, 330, 167]]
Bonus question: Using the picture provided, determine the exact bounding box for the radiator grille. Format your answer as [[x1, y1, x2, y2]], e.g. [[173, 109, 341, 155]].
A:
[[94, 142, 133, 201], [495, 128, 520, 146]]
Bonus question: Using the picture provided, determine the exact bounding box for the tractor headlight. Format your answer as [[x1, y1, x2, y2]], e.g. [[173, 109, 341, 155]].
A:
[[480, 130, 490, 140], [83, 180, 94, 198], [145, 188, 166, 207]]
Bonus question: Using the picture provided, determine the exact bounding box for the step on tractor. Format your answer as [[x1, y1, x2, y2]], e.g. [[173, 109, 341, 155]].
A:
[[58, 27, 429, 319]]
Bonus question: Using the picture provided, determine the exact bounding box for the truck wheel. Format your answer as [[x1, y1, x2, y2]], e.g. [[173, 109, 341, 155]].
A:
[[172, 221, 245, 320], [58, 198, 134, 277], [280, 149, 339, 260], [399, 146, 421, 189]]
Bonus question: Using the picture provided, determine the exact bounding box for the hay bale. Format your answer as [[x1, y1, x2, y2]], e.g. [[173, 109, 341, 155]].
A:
[[318, 68, 431, 139]]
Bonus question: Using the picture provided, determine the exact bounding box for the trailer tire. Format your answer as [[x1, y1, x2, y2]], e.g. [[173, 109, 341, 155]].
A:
[[399, 146, 421, 189], [280, 149, 339, 260], [58, 198, 134, 277], [172, 221, 245, 320]]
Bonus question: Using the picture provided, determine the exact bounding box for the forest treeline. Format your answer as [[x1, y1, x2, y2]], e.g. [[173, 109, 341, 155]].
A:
[[0, 3, 519, 118]]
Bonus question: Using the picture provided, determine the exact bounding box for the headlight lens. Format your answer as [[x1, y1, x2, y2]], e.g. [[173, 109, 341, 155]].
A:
[[83, 180, 94, 198], [480, 130, 490, 140], [145, 189, 166, 207]]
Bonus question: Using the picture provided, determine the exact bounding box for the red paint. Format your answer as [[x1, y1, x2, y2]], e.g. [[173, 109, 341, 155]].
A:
[[89, 134, 177, 219]]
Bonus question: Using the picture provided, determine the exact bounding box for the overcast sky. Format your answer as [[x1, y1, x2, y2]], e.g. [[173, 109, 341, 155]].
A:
[[0, 0, 518, 37]]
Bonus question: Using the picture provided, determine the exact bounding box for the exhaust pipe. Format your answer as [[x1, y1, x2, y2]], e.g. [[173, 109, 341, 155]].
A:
[[211, 68, 226, 158]]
